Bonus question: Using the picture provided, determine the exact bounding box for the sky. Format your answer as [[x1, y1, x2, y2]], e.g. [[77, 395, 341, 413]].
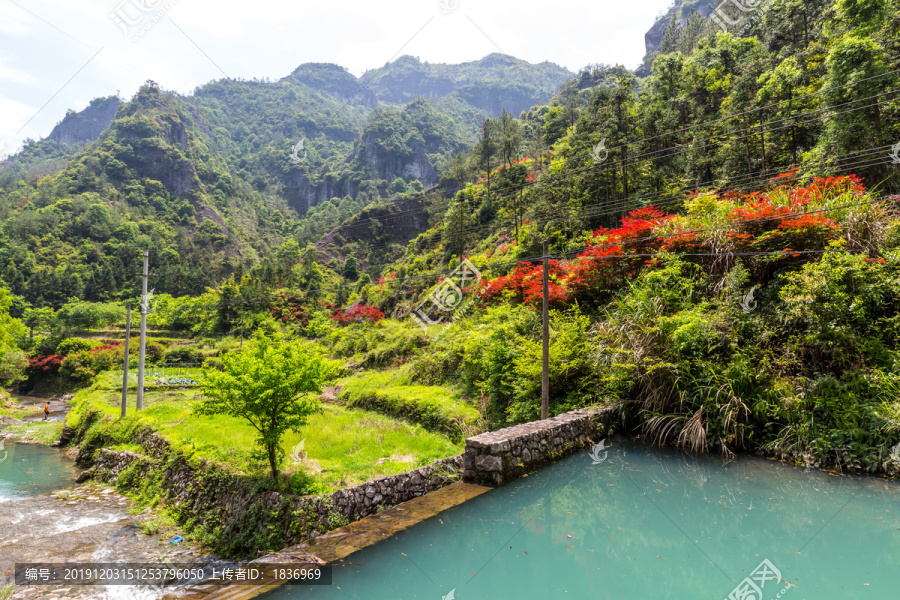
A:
[[0, 0, 674, 155]]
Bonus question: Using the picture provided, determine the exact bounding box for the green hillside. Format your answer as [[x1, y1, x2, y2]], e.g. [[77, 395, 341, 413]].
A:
[[0, 55, 572, 308], [2, 0, 900, 480]]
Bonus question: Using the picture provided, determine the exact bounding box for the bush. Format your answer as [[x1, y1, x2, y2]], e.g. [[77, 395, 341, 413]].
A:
[[330, 318, 427, 368], [56, 338, 99, 356], [34, 334, 65, 356], [339, 369, 480, 441], [144, 341, 165, 364], [27, 354, 63, 375], [287, 470, 329, 496], [163, 345, 203, 365], [59, 347, 119, 383], [331, 304, 385, 326]]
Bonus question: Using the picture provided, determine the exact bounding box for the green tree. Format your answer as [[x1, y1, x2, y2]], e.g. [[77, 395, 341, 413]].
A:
[[343, 255, 359, 281], [497, 109, 523, 167], [56, 300, 125, 329], [0, 288, 27, 384], [195, 334, 335, 482], [445, 152, 471, 188], [475, 119, 497, 192], [300, 244, 324, 297], [23, 307, 56, 339]]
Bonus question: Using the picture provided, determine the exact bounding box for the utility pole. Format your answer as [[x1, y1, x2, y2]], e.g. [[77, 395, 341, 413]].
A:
[[136, 249, 149, 411], [541, 240, 550, 420], [239, 314, 244, 349], [759, 108, 766, 176], [121, 305, 131, 418], [515, 189, 521, 244]]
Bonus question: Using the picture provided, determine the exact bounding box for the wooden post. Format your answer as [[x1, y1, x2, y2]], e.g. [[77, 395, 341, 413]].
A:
[[541, 240, 550, 420], [136, 249, 149, 411], [121, 305, 131, 418]]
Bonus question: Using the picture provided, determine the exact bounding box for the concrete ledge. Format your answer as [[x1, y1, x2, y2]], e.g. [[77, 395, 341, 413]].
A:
[[168, 482, 492, 600], [463, 406, 617, 486]]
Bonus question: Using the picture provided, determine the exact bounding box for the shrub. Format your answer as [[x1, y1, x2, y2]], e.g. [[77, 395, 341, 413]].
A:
[[331, 304, 385, 326], [339, 370, 480, 441], [27, 354, 63, 375], [60, 348, 118, 383], [144, 341, 166, 364], [287, 470, 329, 496], [56, 338, 99, 356], [163, 345, 203, 365]]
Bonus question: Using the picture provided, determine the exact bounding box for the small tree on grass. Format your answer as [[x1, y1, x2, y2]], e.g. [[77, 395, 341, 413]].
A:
[[195, 333, 334, 483]]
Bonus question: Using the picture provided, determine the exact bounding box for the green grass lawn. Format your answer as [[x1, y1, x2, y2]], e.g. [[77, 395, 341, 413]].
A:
[[0, 391, 27, 417], [68, 386, 461, 491], [97, 367, 202, 390], [338, 367, 482, 441]]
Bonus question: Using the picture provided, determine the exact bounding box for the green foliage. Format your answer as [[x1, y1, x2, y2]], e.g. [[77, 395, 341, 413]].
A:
[[329, 317, 426, 368], [287, 469, 329, 496], [196, 333, 337, 481], [163, 345, 204, 364], [56, 338, 100, 356], [0, 287, 27, 384], [339, 368, 481, 441], [59, 347, 119, 383], [56, 300, 125, 329]]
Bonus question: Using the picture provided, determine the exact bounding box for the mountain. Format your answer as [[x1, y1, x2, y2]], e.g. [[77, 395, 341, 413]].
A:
[[635, 0, 716, 76], [643, 0, 713, 57], [48, 96, 122, 145], [0, 54, 571, 308], [361, 54, 573, 117]]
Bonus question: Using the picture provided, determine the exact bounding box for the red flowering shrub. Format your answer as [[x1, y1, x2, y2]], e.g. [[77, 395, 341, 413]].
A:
[[480, 262, 569, 307], [331, 304, 385, 325], [27, 354, 63, 374], [480, 176, 869, 308], [268, 293, 310, 325]]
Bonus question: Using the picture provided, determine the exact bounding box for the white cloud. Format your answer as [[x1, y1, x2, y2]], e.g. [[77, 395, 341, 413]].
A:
[[0, 0, 673, 140], [0, 57, 39, 85], [0, 2, 38, 36]]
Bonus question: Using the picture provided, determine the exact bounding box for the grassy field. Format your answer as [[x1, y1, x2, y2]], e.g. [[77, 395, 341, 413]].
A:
[[0, 392, 26, 419], [2, 420, 64, 444], [97, 367, 202, 390], [68, 385, 462, 491], [338, 367, 482, 441], [0, 392, 59, 443]]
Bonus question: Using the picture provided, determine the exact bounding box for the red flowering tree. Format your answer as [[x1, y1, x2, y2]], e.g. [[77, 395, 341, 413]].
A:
[[269, 293, 310, 325], [331, 304, 385, 326]]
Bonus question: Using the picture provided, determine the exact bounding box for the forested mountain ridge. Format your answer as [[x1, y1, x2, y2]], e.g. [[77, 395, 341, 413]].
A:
[[361, 54, 573, 116], [0, 55, 571, 308], [3, 0, 900, 484]]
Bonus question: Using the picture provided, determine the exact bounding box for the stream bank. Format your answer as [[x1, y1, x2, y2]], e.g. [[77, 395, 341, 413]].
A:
[[0, 393, 221, 600]]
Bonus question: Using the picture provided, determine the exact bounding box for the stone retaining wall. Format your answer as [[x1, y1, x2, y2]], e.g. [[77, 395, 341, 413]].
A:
[[77, 405, 617, 552], [463, 406, 618, 486], [84, 428, 463, 548]]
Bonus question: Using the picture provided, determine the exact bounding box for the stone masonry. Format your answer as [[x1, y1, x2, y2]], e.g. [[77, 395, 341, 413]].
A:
[[463, 406, 618, 485]]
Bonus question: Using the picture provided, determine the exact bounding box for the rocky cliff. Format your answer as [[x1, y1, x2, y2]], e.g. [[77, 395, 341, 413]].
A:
[[48, 96, 121, 145]]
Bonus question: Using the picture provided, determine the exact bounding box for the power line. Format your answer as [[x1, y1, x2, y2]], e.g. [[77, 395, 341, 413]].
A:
[[318, 91, 900, 247], [159, 192, 898, 313], [346, 139, 897, 261]]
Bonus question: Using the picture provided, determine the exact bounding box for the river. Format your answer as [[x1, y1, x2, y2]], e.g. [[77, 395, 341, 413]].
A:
[[0, 396, 221, 600], [261, 437, 900, 600]]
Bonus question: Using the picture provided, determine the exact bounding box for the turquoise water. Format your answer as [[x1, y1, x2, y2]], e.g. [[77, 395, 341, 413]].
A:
[[0, 441, 78, 501], [264, 439, 900, 599]]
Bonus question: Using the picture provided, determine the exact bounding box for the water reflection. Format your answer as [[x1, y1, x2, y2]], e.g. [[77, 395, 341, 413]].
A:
[[0, 441, 78, 501], [264, 438, 900, 599]]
